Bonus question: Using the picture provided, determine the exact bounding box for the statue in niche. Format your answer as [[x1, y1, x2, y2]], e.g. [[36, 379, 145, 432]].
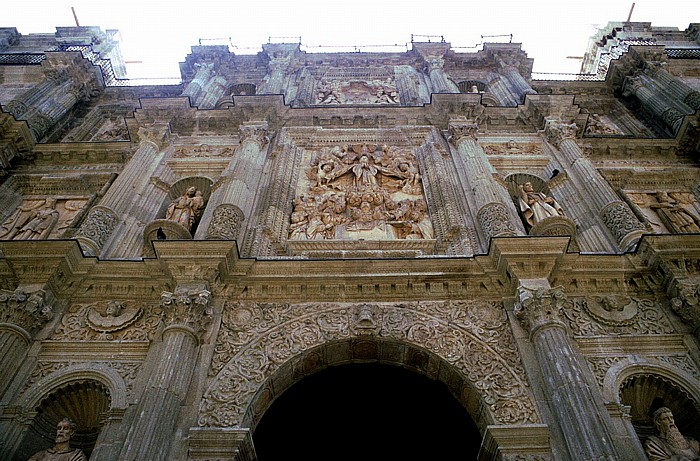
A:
[[291, 143, 433, 240], [645, 407, 699, 460], [518, 182, 565, 228], [28, 417, 87, 461], [166, 186, 205, 233], [0, 198, 59, 240], [651, 191, 700, 234]]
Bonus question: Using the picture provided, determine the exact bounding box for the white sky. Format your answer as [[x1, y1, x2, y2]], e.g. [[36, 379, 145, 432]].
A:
[[3, 0, 699, 79]]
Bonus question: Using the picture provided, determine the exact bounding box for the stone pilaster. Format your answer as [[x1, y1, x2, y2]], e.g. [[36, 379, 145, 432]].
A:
[[515, 284, 620, 461], [448, 121, 522, 239], [198, 122, 269, 241], [119, 287, 212, 461], [0, 288, 53, 399], [76, 125, 170, 257], [545, 120, 644, 251]]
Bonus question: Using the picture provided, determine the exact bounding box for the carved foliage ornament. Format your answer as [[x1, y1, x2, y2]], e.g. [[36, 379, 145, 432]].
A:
[[448, 122, 478, 144], [52, 300, 161, 341], [514, 286, 567, 336], [200, 301, 539, 428], [0, 289, 52, 334], [160, 289, 212, 337]]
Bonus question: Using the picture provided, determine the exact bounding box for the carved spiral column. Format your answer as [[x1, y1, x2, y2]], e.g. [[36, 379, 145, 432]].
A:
[[119, 288, 211, 461], [198, 123, 269, 241], [76, 126, 169, 257], [545, 120, 644, 251], [515, 285, 620, 461], [0, 289, 53, 399], [622, 76, 687, 134], [448, 121, 522, 239], [497, 60, 536, 104], [424, 56, 459, 94]]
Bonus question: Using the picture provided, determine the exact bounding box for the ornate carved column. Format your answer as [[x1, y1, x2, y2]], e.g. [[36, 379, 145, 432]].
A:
[[515, 284, 621, 461], [76, 125, 169, 256], [497, 58, 536, 104], [197, 122, 269, 241], [119, 287, 212, 461], [545, 120, 644, 251], [0, 288, 53, 399], [622, 76, 687, 134], [448, 121, 522, 240], [647, 65, 700, 111]]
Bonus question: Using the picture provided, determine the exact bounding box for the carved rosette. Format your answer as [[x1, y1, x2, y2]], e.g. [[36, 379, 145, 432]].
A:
[[477, 202, 518, 238], [514, 286, 567, 337], [75, 206, 118, 252], [600, 201, 645, 249], [671, 282, 700, 335], [160, 289, 212, 338], [448, 122, 478, 144], [206, 204, 245, 240], [239, 125, 269, 148], [544, 121, 577, 148], [0, 289, 53, 336], [199, 301, 540, 428]]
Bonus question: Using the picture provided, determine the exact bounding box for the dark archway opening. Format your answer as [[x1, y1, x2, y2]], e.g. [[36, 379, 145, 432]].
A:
[[253, 362, 482, 461]]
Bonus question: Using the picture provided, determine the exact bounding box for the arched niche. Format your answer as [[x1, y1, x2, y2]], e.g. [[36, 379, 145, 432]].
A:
[[229, 83, 257, 96], [458, 80, 486, 94], [157, 176, 214, 235], [12, 364, 128, 460], [197, 301, 541, 433]]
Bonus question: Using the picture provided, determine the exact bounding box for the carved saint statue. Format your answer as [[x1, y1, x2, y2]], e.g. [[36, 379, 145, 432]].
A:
[[518, 182, 565, 228], [1, 198, 60, 240], [645, 407, 699, 461], [166, 186, 205, 233], [651, 191, 700, 234], [28, 417, 87, 461]]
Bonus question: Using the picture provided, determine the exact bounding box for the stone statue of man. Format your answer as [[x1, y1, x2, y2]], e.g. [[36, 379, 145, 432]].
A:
[[28, 417, 86, 461], [645, 407, 700, 461]]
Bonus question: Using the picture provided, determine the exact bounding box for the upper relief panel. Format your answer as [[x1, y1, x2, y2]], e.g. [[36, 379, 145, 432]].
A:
[[315, 67, 400, 105]]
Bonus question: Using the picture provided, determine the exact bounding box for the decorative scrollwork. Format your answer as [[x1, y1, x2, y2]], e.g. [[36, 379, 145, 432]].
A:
[[75, 206, 118, 250], [477, 202, 518, 238], [206, 204, 244, 240]]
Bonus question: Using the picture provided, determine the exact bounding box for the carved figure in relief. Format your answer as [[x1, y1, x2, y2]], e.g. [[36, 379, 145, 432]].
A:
[[166, 186, 205, 233], [28, 417, 87, 461], [518, 182, 565, 228], [10, 198, 60, 240], [645, 407, 699, 460], [651, 192, 700, 234]]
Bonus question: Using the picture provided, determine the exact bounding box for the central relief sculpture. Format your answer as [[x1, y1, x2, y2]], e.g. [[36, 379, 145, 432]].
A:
[[289, 144, 433, 241]]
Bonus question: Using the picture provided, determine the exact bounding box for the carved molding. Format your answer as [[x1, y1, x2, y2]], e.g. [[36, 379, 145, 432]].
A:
[[0, 288, 53, 336], [199, 301, 540, 428]]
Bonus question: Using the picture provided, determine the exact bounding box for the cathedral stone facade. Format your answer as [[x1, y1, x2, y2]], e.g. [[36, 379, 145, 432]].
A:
[[0, 21, 700, 460]]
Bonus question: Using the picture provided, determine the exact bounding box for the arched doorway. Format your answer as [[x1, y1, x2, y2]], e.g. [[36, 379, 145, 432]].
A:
[[253, 362, 481, 461]]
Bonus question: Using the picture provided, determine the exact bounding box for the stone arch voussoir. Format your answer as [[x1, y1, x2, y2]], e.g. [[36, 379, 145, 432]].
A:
[[198, 301, 540, 430]]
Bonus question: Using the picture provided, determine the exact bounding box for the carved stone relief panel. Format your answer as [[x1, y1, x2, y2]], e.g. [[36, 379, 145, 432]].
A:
[[315, 67, 399, 105], [562, 295, 675, 336], [289, 143, 433, 242], [200, 300, 540, 428], [51, 300, 162, 341], [624, 190, 700, 234], [0, 197, 88, 240]]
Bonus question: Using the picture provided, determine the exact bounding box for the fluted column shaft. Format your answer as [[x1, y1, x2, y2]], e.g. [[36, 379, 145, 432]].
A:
[[119, 289, 211, 461], [76, 128, 168, 256], [449, 123, 521, 239], [499, 65, 536, 103], [546, 121, 644, 250], [199, 76, 228, 109], [197, 123, 269, 240], [182, 64, 213, 104], [0, 289, 52, 400], [259, 62, 287, 95], [426, 57, 459, 94], [648, 66, 700, 111], [516, 285, 620, 461], [624, 77, 685, 133]]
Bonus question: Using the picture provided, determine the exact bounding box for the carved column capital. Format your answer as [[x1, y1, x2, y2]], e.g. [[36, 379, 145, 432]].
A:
[[160, 288, 212, 337], [515, 285, 568, 337], [136, 125, 171, 150], [544, 120, 578, 148], [448, 121, 479, 144], [671, 281, 700, 336], [239, 123, 270, 148], [0, 288, 53, 336]]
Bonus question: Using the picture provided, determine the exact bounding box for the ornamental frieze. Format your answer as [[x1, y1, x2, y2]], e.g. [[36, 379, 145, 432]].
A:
[[289, 144, 433, 242], [52, 300, 161, 341], [201, 300, 539, 428], [562, 296, 674, 336]]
